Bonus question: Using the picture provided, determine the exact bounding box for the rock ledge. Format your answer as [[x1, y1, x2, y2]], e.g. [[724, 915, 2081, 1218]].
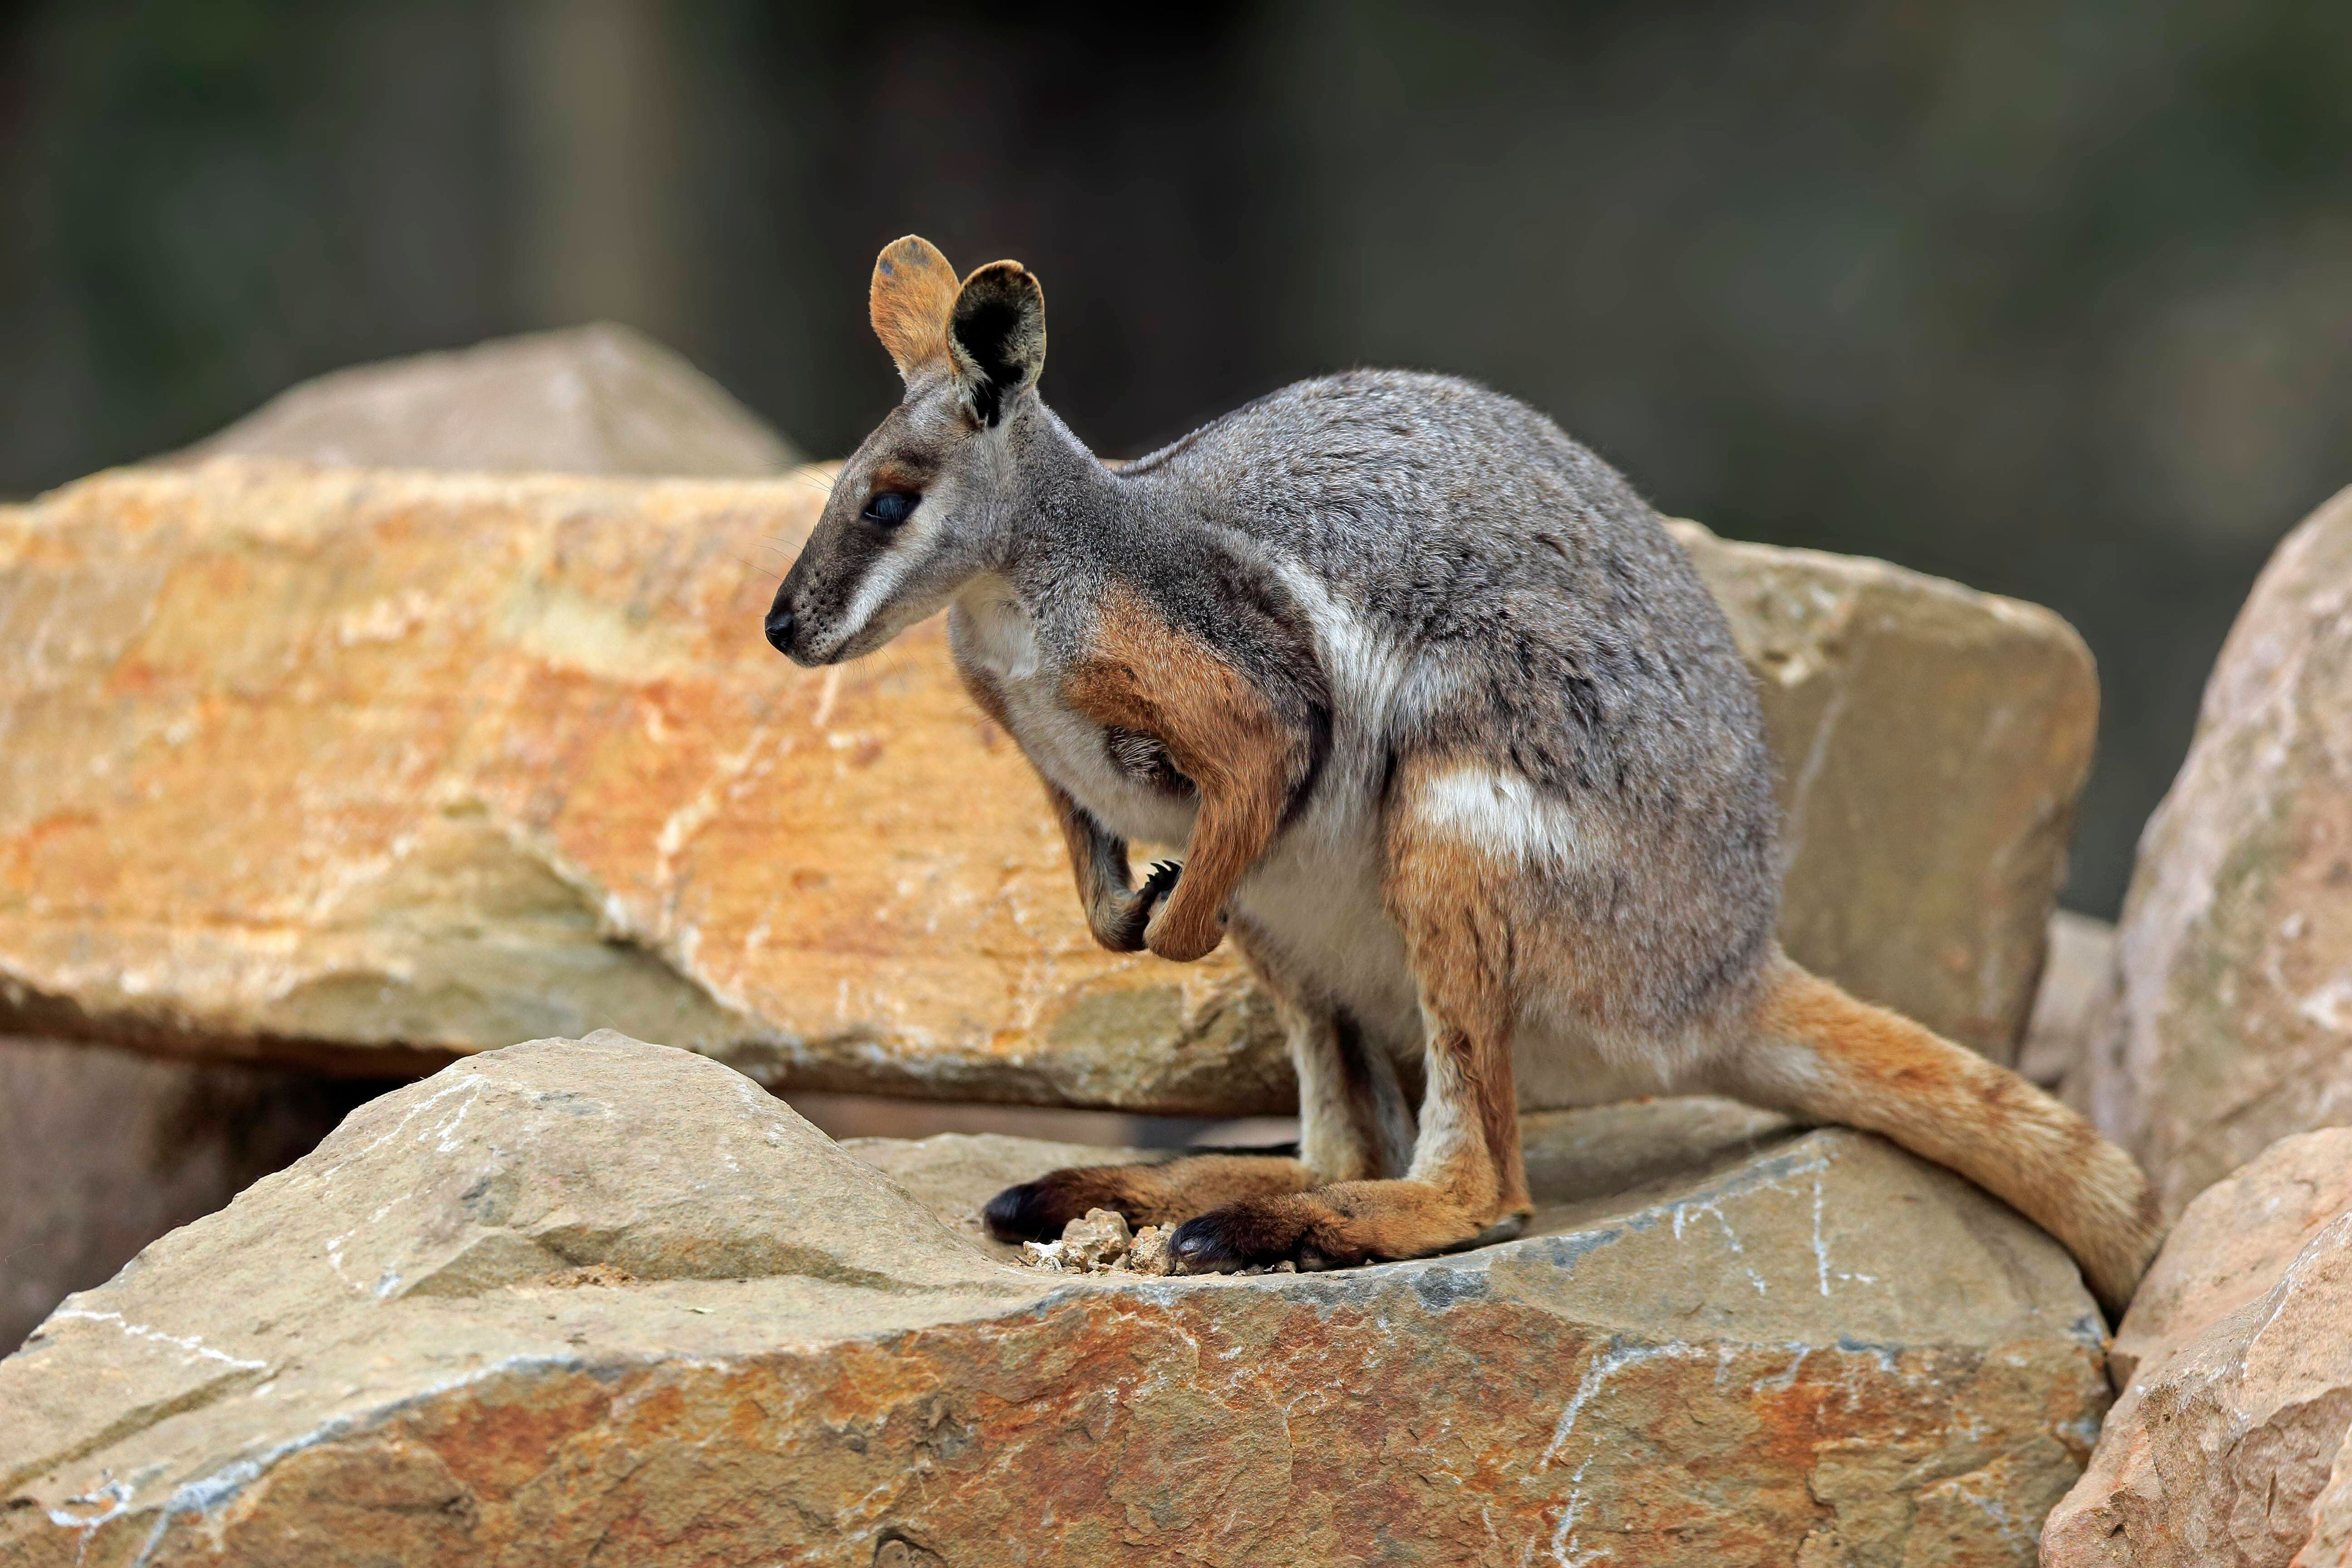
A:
[[1, 1034, 2109, 1567]]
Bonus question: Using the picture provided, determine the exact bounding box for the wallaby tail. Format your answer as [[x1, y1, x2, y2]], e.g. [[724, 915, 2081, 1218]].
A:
[[1719, 952, 2162, 1321]]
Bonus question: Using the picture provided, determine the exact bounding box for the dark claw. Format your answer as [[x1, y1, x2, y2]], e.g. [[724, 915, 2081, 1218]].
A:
[[1168, 1215, 1246, 1274], [1092, 861, 1184, 953], [1168, 1199, 1321, 1274], [982, 1181, 1062, 1243]]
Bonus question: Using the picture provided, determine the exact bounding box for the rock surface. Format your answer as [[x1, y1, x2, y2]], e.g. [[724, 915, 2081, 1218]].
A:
[[0, 1033, 2110, 1568], [0, 1035, 375, 1353], [1, 465, 2095, 1106], [2021, 911, 2118, 1091], [178, 323, 799, 476], [2075, 485, 2352, 1218], [2300, 1429, 2352, 1568], [2042, 1128, 2352, 1568]]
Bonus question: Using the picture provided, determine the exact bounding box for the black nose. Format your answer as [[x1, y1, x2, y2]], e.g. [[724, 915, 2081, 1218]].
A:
[[763, 604, 796, 654]]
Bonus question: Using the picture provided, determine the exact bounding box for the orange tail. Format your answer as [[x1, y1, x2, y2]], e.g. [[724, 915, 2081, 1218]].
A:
[[1721, 953, 2161, 1320]]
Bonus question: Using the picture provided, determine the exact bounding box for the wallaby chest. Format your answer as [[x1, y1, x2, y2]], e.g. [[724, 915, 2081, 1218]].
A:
[[948, 586, 1202, 850]]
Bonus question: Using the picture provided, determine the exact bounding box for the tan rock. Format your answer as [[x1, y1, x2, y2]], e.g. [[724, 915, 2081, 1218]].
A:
[[0, 460, 1281, 1110], [1, 1033, 2109, 1568], [0, 465, 2090, 1108], [1670, 521, 2098, 1064], [2042, 1128, 2352, 1568], [1128, 1223, 1176, 1276], [0, 1034, 366, 1353], [2075, 486, 2352, 1218], [178, 323, 799, 476]]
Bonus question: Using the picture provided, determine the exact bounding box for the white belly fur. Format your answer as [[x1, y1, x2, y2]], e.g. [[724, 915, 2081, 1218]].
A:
[[1232, 802, 1422, 1055]]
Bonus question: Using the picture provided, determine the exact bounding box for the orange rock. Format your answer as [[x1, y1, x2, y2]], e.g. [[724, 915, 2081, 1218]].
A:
[[0, 459, 1280, 1110], [0, 462, 2092, 1106]]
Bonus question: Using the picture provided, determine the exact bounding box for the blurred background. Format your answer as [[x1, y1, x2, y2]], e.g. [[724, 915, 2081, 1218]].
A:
[[4, 0, 2350, 916]]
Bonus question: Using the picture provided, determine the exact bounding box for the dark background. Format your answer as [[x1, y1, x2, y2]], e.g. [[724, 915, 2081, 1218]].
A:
[[5, 0, 2349, 914]]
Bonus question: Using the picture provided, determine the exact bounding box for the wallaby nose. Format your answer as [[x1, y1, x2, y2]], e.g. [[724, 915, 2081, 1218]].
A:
[[763, 601, 796, 655]]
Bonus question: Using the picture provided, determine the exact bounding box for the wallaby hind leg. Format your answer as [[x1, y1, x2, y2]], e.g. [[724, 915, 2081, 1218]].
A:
[[1710, 952, 2162, 1320], [1168, 814, 1532, 1273], [982, 925, 1407, 1243]]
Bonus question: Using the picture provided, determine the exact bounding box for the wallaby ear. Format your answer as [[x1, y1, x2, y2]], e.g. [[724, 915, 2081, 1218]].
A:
[[870, 235, 961, 382], [948, 261, 1046, 426]]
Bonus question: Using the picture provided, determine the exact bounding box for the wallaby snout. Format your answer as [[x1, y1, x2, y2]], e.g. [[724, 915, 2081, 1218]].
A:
[[761, 591, 796, 659]]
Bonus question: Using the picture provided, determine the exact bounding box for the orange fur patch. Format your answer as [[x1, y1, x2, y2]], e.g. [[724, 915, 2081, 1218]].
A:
[[1749, 956, 2161, 1316], [1381, 761, 1535, 1220], [869, 236, 961, 379], [1061, 583, 1307, 963]]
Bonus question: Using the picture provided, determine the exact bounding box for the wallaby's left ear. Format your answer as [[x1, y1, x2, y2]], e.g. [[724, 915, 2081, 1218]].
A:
[[949, 261, 1046, 426]]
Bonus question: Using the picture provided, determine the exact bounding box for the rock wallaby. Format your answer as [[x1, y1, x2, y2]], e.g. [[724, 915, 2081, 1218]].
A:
[[767, 236, 2162, 1316]]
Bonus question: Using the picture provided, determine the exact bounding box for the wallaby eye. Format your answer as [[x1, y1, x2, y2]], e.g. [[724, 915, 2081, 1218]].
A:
[[861, 491, 919, 528]]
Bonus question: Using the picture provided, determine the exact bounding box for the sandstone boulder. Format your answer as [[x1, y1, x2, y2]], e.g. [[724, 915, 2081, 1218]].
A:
[[1671, 521, 2097, 1064], [2075, 485, 2352, 1218], [1, 1033, 2110, 1567], [179, 323, 799, 476], [0, 463, 2095, 1107], [2042, 1128, 2352, 1568], [0, 1035, 372, 1352]]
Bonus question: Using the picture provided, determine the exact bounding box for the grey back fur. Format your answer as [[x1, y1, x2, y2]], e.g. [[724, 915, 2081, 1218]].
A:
[[1017, 370, 1782, 1029]]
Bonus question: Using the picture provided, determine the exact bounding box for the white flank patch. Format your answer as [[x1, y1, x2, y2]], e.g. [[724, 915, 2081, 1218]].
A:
[[1411, 765, 1604, 868]]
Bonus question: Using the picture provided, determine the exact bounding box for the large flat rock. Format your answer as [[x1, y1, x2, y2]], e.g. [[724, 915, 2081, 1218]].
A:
[[2075, 485, 2352, 1218], [0, 463, 2091, 1105], [0, 1034, 2108, 1567], [2042, 1128, 2352, 1568]]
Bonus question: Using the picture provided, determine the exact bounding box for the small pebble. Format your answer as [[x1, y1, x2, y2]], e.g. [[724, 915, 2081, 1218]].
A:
[[1060, 1208, 1134, 1270], [1128, 1226, 1174, 1276], [1021, 1238, 1071, 1272]]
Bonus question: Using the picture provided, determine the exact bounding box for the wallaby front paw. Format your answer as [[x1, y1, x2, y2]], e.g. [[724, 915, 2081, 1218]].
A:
[[1144, 883, 1224, 963], [1093, 860, 1182, 952]]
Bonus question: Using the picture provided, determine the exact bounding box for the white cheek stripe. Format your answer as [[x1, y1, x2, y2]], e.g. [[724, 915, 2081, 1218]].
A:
[[1411, 766, 1602, 867], [833, 524, 930, 647]]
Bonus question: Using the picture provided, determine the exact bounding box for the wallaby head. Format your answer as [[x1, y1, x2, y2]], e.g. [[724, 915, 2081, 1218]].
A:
[[766, 235, 1048, 666]]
